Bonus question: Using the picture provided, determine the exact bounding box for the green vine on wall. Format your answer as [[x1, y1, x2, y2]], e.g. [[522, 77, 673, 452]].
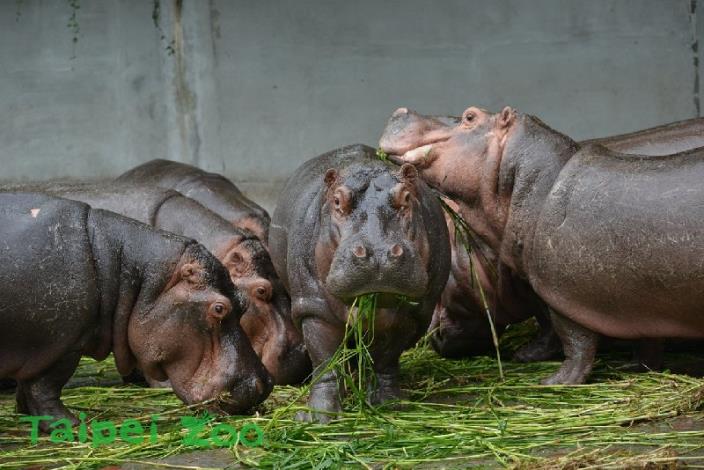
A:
[[67, 0, 80, 44], [15, 0, 175, 56], [152, 0, 176, 56]]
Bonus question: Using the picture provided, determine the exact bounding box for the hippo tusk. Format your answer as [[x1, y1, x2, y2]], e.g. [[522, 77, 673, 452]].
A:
[[400, 144, 434, 166]]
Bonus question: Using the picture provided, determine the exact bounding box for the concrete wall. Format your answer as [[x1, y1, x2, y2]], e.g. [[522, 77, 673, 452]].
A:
[[0, 0, 699, 211]]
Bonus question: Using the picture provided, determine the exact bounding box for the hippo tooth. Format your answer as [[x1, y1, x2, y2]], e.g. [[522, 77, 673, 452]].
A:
[[402, 144, 433, 164]]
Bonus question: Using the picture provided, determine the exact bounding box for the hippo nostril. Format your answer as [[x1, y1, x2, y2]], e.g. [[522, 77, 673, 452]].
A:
[[352, 244, 367, 258], [389, 244, 403, 258]]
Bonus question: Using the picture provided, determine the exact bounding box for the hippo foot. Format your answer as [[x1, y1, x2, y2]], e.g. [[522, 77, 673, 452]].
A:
[[513, 330, 562, 362], [16, 385, 78, 432], [15, 353, 81, 433], [540, 311, 598, 385], [540, 359, 592, 385], [297, 381, 342, 423], [368, 373, 401, 405]]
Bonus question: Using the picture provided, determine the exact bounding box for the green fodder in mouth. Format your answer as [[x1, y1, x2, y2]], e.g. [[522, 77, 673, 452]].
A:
[[375, 148, 390, 162]]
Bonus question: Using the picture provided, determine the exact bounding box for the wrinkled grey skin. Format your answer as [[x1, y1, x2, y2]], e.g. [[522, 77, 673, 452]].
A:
[[380, 109, 704, 365], [269, 144, 450, 421], [385, 105, 704, 384], [0, 193, 273, 431], [116, 159, 271, 243], [0, 182, 309, 386]]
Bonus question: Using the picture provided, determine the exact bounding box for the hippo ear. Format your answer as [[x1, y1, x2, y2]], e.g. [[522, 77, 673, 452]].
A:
[[399, 163, 418, 181], [324, 168, 338, 188], [180, 263, 204, 284], [498, 106, 515, 129]]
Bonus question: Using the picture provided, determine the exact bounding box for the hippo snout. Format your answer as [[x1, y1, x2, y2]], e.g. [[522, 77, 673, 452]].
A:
[[219, 372, 273, 414], [326, 238, 429, 300]]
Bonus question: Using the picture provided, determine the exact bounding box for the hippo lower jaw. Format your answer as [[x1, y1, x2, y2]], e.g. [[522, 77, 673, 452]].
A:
[[326, 273, 429, 304]]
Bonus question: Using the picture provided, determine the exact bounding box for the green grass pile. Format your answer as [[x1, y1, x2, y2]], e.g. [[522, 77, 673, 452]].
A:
[[2, 336, 704, 469]]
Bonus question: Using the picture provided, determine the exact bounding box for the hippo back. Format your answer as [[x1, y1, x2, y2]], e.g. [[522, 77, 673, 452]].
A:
[[529, 144, 704, 338], [582, 117, 704, 156], [116, 159, 270, 240]]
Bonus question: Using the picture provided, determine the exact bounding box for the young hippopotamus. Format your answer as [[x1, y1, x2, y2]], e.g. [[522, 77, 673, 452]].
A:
[[0, 193, 273, 430], [269, 144, 450, 421], [116, 159, 270, 244], [0, 183, 309, 385], [381, 109, 704, 363], [385, 104, 704, 384]]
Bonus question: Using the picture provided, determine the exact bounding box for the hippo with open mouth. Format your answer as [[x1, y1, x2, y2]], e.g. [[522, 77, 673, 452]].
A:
[[0, 193, 273, 431], [383, 105, 704, 384], [269, 144, 450, 421], [381, 109, 704, 364]]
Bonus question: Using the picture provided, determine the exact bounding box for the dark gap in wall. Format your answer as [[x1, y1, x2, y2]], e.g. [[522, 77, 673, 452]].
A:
[[692, 0, 700, 116]]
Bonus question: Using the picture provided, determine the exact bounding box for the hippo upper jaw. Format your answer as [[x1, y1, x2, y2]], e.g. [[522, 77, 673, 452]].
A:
[[379, 107, 455, 157]]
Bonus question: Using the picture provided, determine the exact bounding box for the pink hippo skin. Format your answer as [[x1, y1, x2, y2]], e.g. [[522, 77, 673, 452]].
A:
[[382, 106, 704, 384], [381, 110, 704, 365]]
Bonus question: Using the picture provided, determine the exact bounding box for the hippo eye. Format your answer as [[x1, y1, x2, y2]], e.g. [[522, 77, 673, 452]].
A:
[[464, 113, 475, 123], [210, 301, 229, 320], [334, 197, 340, 207]]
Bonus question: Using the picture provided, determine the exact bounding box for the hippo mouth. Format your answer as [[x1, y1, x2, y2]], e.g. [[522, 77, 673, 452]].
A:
[[340, 292, 422, 309], [216, 375, 271, 414], [382, 138, 449, 168]]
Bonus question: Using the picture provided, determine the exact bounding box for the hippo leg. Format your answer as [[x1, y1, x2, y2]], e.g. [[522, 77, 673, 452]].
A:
[[16, 352, 81, 432], [297, 317, 344, 423], [368, 343, 402, 406], [540, 311, 599, 385], [513, 309, 562, 362], [367, 315, 420, 405]]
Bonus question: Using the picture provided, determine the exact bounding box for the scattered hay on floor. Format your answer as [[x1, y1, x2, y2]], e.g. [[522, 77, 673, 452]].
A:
[[2, 327, 704, 469]]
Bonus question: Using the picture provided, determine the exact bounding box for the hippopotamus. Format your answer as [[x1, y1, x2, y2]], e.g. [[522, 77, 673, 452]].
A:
[[0, 182, 309, 385], [384, 105, 704, 384], [0, 192, 273, 429], [269, 144, 450, 420], [116, 159, 270, 243], [381, 109, 704, 363]]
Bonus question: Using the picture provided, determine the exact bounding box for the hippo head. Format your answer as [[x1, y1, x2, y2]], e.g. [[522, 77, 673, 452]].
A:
[[319, 161, 431, 304], [380, 106, 516, 210], [126, 243, 273, 413], [216, 235, 310, 385], [380, 105, 577, 253]]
